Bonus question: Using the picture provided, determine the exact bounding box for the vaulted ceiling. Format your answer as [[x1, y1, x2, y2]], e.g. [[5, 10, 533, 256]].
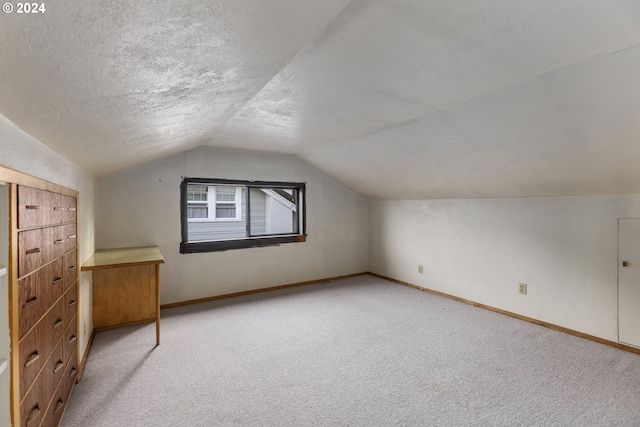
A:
[[1, 1, 639, 199]]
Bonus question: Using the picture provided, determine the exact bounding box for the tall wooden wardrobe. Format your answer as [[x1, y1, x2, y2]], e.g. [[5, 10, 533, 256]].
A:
[[1, 167, 80, 427]]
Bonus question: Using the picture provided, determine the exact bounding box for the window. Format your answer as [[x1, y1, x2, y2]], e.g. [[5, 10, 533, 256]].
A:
[[187, 185, 242, 221], [180, 178, 306, 253]]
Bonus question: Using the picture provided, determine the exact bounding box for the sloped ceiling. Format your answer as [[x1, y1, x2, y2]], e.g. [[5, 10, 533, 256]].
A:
[[1, 1, 639, 199]]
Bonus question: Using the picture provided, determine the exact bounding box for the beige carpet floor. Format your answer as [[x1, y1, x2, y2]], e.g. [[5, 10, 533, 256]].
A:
[[62, 275, 640, 426]]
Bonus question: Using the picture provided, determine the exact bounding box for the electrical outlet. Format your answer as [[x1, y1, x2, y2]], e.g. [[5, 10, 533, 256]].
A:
[[418, 264, 423, 274], [518, 282, 527, 295]]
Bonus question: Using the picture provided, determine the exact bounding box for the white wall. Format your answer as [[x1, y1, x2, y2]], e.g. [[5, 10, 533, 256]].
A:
[[369, 195, 640, 342], [97, 147, 369, 305], [0, 114, 97, 363]]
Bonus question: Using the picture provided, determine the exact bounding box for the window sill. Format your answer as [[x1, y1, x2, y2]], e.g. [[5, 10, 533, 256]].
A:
[[181, 235, 306, 253]]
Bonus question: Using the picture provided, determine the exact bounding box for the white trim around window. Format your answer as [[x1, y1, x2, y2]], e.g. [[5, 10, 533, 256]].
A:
[[187, 185, 242, 222]]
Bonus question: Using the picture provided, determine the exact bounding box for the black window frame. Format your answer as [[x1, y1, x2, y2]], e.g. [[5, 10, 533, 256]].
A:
[[180, 178, 307, 253]]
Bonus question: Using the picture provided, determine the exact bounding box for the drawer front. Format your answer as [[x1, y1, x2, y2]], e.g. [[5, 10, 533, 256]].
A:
[[19, 326, 41, 400], [18, 229, 44, 278], [42, 258, 64, 315], [18, 185, 47, 229], [51, 193, 68, 225], [41, 341, 64, 405], [20, 377, 43, 427], [64, 223, 77, 253], [63, 195, 77, 223], [63, 314, 78, 364], [41, 382, 65, 427], [63, 249, 77, 290], [47, 226, 67, 261], [64, 282, 78, 330], [38, 298, 64, 365], [63, 348, 78, 402], [18, 271, 42, 339]]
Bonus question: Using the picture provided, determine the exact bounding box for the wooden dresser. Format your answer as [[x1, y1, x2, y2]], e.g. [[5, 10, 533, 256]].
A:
[[10, 184, 79, 427]]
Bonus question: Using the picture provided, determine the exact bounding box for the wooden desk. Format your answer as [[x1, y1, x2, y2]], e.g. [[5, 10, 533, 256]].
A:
[[82, 246, 165, 345]]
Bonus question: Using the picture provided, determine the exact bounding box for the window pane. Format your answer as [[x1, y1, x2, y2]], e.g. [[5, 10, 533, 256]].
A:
[[188, 204, 208, 218], [216, 187, 236, 202], [249, 188, 298, 236], [216, 203, 236, 218], [187, 185, 207, 202]]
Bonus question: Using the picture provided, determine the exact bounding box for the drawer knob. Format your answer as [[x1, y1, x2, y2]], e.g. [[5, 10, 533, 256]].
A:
[[52, 277, 63, 285], [53, 206, 65, 211], [54, 319, 63, 329], [54, 360, 64, 373], [67, 207, 76, 211], [68, 265, 76, 271], [23, 296, 38, 308], [68, 300, 77, 307], [25, 248, 40, 255], [54, 399, 65, 414], [25, 351, 39, 367], [68, 234, 76, 239], [54, 239, 64, 245], [69, 367, 77, 379], [68, 335, 77, 344], [25, 205, 40, 210]]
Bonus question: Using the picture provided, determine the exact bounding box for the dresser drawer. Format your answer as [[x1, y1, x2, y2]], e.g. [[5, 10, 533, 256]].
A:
[[18, 229, 44, 278], [47, 225, 67, 261], [41, 258, 64, 316], [64, 223, 77, 253], [19, 326, 42, 401], [38, 298, 64, 365], [41, 382, 65, 427], [64, 283, 78, 330], [63, 315, 78, 364], [18, 185, 48, 229], [20, 378, 43, 427], [18, 271, 43, 339], [41, 341, 64, 406], [63, 194, 77, 223], [63, 348, 78, 403], [63, 249, 77, 290]]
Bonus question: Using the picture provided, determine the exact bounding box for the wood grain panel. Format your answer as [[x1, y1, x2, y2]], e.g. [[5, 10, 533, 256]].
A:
[[47, 226, 66, 261], [19, 376, 43, 427], [63, 315, 77, 365], [63, 249, 77, 291], [63, 195, 77, 224], [41, 381, 65, 427], [42, 258, 63, 316], [41, 341, 63, 408], [63, 223, 76, 253], [50, 193, 67, 225], [18, 272, 41, 339], [92, 265, 156, 329], [63, 348, 78, 403], [64, 282, 77, 330], [17, 186, 45, 229], [18, 229, 43, 278], [19, 326, 40, 400], [38, 299, 64, 366]]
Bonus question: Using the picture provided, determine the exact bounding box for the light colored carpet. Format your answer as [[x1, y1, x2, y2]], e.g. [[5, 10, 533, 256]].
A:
[[62, 275, 640, 426]]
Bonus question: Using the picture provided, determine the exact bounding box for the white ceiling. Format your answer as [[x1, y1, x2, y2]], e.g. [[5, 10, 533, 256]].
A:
[[1, 1, 639, 199]]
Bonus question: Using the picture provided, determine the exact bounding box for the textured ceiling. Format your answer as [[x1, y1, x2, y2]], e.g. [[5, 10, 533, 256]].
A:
[[1, 0, 639, 199]]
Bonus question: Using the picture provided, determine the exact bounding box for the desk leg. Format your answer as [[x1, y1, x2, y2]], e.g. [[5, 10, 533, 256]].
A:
[[156, 263, 161, 345]]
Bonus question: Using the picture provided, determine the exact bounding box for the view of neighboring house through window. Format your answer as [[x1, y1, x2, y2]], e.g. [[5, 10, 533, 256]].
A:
[[181, 178, 306, 253]]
